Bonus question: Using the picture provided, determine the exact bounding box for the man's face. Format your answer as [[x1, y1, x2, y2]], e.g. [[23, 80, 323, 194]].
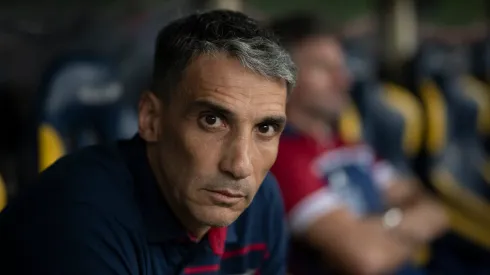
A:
[[139, 54, 287, 229], [291, 36, 351, 119]]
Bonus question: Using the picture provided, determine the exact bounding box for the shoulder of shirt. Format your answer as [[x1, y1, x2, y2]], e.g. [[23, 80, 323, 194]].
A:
[[34, 143, 135, 213], [41, 142, 129, 182]]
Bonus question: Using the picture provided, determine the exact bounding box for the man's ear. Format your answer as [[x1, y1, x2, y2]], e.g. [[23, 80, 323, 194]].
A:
[[138, 91, 163, 142]]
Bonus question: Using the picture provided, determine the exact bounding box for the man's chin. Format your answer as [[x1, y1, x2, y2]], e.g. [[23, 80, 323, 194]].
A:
[[191, 205, 242, 228]]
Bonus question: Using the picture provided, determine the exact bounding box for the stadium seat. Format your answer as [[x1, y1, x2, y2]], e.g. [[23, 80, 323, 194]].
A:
[[0, 173, 7, 212], [340, 40, 374, 152], [345, 39, 423, 176], [343, 42, 428, 265], [377, 82, 424, 174], [338, 103, 362, 144], [347, 79, 429, 266], [469, 40, 490, 155], [38, 124, 66, 172], [460, 76, 490, 172], [347, 79, 423, 177], [470, 39, 490, 84], [37, 53, 138, 172], [425, 76, 490, 238], [413, 43, 490, 274]]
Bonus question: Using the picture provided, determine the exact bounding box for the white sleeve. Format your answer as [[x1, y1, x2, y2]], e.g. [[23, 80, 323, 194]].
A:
[[288, 187, 344, 234], [372, 160, 397, 190]]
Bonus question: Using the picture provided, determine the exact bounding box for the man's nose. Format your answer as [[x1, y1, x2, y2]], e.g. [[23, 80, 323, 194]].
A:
[[219, 133, 253, 180]]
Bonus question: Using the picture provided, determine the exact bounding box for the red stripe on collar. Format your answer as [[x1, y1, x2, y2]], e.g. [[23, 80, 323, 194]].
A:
[[207, 227, 228, 256]]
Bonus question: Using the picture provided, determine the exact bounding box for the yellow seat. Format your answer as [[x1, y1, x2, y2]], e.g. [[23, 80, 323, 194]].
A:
[[381, 83, 427, 265], [461, 76, 490, 138], [38, 123, 66, 172], [381, 83, 424, 157], [338, 104, 362, 144], [0, 174, 7, 212], [419, 79, 446, 156], [340, 84, 429, 265], [431, 168, 490, 248], [460, 76, 490, 183], [420, 78, 490, 249]]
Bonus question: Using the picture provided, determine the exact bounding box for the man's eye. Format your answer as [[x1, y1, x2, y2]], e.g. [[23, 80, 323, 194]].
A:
[[199, 114, 225, 130], [257, 123, 278, 137]]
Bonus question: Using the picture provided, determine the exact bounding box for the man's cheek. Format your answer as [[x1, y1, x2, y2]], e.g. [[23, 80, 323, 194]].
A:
[[258, 145, 279, 168]]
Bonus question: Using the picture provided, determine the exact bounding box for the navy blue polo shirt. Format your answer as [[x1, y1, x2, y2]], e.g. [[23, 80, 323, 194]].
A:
[[0, 136, 288, 275]]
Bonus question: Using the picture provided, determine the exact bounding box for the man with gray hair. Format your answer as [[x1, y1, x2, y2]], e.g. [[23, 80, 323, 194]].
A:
[[0, 10, 295, 275]]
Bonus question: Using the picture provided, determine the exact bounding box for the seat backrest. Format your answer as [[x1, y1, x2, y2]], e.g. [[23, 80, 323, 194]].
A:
[[416, 42, 484, 161], [38, 123, 66, 172], [0, 173, 7, 212], [338, 104, 362, 145], [344, 39, 423, 175], [415, 42, 490, 251], [37, 54, 138, 171], [380, 83, 424, 159], [470, 39, 490, 83], [419, 79, 447, 158], [470, 39, 490, 155], [460, 76, 490, 139], [348, 79, 422, 176]]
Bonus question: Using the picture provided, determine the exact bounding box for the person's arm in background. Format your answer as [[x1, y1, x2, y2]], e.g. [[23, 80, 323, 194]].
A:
[[372, 160, 449, 245], [272, 154, 416, 275], [259, 173, 289, 275]]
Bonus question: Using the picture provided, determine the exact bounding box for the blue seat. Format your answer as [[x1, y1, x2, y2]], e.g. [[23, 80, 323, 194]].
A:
[[414, 42, 490, 274], [416, 44, 490, 204], [37, 53, 138, 171], [342, 37, 381, 148], [341, 43, 423, 175], [342, 40, 427, 264], [470, 40, 490, 155], [470, 39, 490, 83], [0, 173, 6, 212]]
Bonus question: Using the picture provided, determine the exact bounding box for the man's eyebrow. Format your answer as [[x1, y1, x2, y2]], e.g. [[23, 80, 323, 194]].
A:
[[191, 99, 286, 125], [191, 99, 235, 118], [260, 116, 287, 126]]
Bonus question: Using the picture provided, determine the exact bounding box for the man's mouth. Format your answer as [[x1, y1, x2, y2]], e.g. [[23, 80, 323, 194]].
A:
[[205, 189, 245, 204]]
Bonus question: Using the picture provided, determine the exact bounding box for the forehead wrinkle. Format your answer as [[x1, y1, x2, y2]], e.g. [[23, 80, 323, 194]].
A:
[[197, 71, 269, 97], [198, 84, 252, 111], [194, 54, 277, 91], [197, 73, 285, 102], [197, 78, 286, 120], [182, 54, 287, 122], [195, 92, 284, 124]]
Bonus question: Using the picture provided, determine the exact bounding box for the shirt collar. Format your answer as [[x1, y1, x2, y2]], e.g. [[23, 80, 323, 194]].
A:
[[120, 135, 237, 255]]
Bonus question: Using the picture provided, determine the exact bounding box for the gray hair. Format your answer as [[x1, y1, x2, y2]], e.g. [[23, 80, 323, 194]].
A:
[[151, 10, 296, 102]]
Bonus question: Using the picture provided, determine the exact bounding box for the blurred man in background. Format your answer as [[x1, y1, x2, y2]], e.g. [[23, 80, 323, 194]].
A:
[[269, 14, 448, 275]]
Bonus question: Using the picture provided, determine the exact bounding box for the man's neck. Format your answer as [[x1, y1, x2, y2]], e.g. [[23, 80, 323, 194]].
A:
[[165, 199, 210, 241], [287, 105, 334, 145], [146, 145, 210, 241]]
